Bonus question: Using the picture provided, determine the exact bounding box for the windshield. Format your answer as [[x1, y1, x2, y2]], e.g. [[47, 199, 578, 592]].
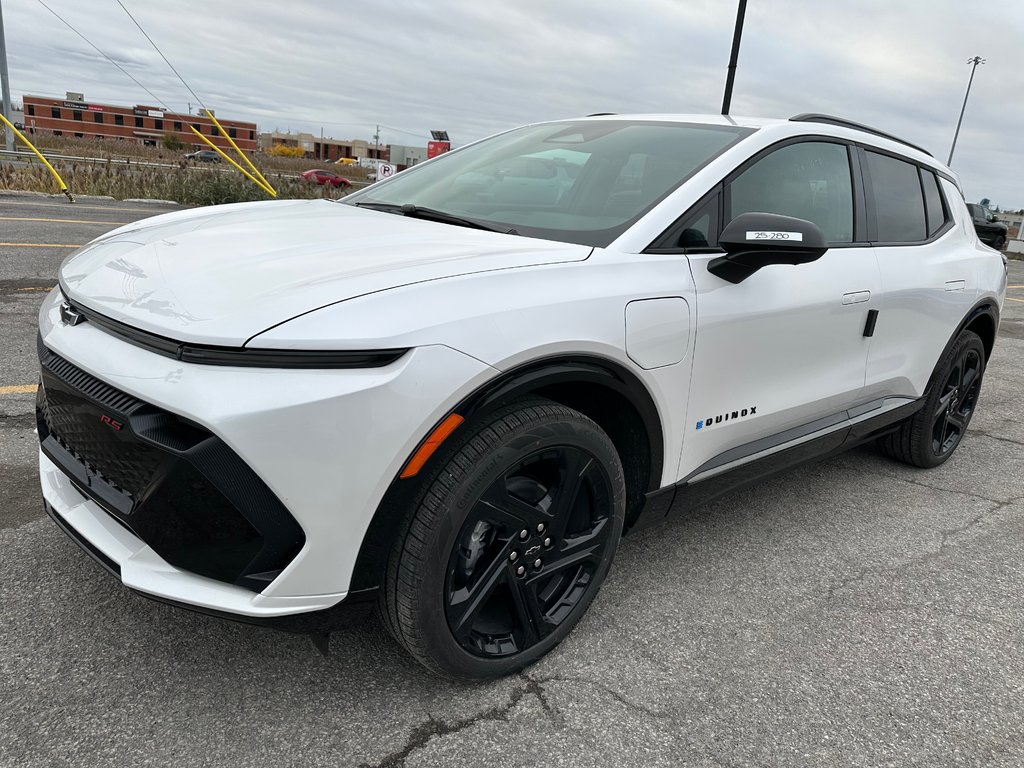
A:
[[342, 120, 753, 247]]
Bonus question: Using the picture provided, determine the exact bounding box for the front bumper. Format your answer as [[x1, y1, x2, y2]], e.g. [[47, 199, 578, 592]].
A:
[[38, 291, 494, 616]]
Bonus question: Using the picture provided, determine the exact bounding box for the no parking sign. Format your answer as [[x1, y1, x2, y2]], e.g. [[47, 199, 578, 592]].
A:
[[377, 162, 396, 179]]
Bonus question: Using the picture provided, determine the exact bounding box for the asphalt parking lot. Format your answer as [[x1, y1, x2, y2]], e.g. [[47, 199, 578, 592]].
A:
[[1, 191, 1023, 767]]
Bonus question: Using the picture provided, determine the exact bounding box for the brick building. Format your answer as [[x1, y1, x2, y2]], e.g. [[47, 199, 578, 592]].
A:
[[21, 94, 257, 153], [258, 129, 387, 162]]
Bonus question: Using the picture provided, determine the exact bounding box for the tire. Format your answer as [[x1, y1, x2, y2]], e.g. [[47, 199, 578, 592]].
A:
[[877, 330, 986, 468], [993, 235, 1006, 251], [379, 398, 626, 680]]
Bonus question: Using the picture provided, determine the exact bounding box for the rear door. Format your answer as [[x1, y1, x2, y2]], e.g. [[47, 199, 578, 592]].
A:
[[861, 151, 980, 400], [669, 139, 880, 478]]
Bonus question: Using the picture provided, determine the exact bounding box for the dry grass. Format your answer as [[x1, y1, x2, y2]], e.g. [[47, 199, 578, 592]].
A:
[[2, 130, 376, 204], [0, 162, 353, 206], [25, 133, 374, 179]]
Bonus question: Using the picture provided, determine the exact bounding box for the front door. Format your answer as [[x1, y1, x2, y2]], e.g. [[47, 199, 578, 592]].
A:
[[674, 140, 879, 479]]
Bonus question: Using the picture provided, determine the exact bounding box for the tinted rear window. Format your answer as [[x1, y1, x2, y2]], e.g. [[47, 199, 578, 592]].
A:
[[920, 170, 946, 237], [866, 152, 926, 243]]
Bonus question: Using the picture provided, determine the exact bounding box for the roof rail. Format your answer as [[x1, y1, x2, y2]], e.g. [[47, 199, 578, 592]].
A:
[[789, 113, 933, 158]]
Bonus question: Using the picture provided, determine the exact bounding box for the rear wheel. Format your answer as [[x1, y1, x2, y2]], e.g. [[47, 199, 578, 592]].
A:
[[877, 330, 985, 468], [380, 398, 625, 679]]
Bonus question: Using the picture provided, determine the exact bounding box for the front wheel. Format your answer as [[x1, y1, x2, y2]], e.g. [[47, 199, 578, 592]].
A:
[[380, 398, 626, 680], [877, 330, 986, 468]]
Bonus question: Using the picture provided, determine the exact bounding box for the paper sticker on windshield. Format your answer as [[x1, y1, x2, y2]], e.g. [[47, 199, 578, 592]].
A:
[[746, 231, 803, 242]]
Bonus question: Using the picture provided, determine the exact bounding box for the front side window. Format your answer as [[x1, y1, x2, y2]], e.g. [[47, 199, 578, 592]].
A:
[[866, 151, 926, 243], [727, 141, 854, 244], [343, 120, 752, 247]]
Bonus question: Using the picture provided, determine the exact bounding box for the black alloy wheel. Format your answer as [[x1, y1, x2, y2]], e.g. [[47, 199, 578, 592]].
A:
[[877, 330, 986, 468], [930, 344, 982, 458], [380, 398, 626, 679], [445, 445, 616, 658]]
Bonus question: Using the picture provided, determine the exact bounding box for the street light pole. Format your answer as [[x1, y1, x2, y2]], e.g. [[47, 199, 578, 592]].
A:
[[947, 55, 985, 167], [0, 0, 15, 151], [721, 0, 748, 115]]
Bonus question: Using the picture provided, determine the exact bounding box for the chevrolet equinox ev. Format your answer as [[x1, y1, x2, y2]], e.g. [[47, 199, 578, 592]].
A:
[[37, 114, 1007, 679]]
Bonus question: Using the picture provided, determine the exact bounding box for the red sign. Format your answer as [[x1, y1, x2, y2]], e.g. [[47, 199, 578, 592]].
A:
[[427, 141, 450, 159]]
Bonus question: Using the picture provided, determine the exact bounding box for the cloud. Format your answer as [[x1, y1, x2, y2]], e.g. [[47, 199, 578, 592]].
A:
[[5, 0, 1023, 207]]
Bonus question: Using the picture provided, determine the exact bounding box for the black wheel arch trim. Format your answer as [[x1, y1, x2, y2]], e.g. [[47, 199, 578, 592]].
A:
[[349, 354, 666, 592], [931, 299, 999, 381]]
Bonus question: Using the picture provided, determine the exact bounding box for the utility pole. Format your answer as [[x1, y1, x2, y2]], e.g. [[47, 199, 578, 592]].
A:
[[373, 124, 380, 159], [947, 55, 985, 167], [0, 0, 15, 151], [320, 126, 324, 161], [721, 0, 747, 115]]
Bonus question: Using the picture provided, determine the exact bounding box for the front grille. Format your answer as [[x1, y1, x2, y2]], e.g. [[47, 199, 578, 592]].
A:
[[37, 337, 305, 591], [39, 369, 163, 499]]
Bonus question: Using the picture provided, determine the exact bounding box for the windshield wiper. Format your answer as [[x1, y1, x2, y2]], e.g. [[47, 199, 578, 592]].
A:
[[354, 202, 516, 234]]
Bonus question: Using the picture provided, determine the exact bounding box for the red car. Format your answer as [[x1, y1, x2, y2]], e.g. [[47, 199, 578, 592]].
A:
[[301, 169, 352, 188]]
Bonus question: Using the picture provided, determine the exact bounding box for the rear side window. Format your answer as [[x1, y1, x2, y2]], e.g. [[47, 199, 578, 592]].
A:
[[866, 151, 926, 243], [727, 142, 854, 244], [920, 170, 947, 237]]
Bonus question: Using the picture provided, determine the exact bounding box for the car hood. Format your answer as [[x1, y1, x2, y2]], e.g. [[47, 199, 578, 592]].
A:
[[60, 199, 591, 345]]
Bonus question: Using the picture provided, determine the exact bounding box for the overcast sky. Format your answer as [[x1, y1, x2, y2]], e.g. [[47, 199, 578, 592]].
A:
[[4, 0, 1023, 208]]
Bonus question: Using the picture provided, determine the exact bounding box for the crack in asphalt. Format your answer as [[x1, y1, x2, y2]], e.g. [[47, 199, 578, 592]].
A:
[[358, 676, 554, 768], [537, 675, 670, 721], [358, 671, 681, 768], [0, 413, 36, 430], [825, 496, 1023, 601], [966, 430, 1024, 449], [0, 278, 55, 295], [853, 463, 1014, 505]]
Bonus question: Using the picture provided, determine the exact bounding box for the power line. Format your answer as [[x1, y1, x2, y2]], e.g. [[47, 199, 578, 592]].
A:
[[114, 0, 206, 113], [34, 0, 173, 113]]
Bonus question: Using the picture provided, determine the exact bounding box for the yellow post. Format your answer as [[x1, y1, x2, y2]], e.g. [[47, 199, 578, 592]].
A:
[[202, 110, 275, 194], [0, 113, 74, 202], [186, 125, 276, 197]]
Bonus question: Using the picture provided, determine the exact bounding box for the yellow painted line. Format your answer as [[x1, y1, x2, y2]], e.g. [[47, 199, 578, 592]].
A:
[[0, 384, 37, 395], [0, 242, 82, 248], [16, 286, 54, 292], [1005, 296, 1024, 304], [0, 216, 128, 226], [1007, 284, 1024, 289]]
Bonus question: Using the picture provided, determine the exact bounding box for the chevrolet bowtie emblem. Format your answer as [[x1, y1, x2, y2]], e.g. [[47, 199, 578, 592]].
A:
[[59, 301, 86, 327]]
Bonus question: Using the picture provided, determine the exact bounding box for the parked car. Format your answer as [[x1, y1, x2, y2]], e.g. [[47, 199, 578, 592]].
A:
[[37, 113, 1006, 680], [301, 169, 352, 188], [185, 149, 221, 163], [967, 203, 1008, 250]]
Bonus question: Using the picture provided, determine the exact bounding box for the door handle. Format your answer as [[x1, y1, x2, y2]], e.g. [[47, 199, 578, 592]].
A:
[[842, 290, 871, 305]]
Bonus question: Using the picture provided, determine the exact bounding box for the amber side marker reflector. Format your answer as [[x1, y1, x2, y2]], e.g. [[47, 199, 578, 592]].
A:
[[400, 413, 465, 478]]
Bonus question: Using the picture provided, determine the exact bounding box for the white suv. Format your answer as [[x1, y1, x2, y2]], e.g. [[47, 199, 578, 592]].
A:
[[37, 114, 1007, 679]]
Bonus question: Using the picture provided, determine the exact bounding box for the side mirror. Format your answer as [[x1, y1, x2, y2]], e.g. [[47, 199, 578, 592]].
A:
[[708, 212, 829, 284]]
